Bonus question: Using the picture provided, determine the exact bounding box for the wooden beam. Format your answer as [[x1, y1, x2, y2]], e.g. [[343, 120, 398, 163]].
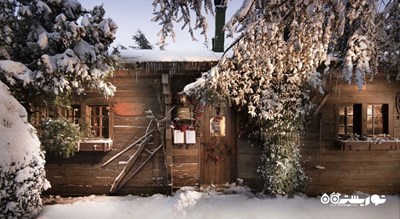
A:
[[313, 93, 330, 117]]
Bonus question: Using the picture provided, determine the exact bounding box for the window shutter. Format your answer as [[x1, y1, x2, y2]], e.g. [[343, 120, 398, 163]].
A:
[[382, 104, 389, 134], [353, 104, 362, 135]]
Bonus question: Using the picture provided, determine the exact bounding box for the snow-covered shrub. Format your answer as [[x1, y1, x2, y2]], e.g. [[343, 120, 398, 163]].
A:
[[258, 123, 305, 195], [40, 118, 83, 158], [0, 81, 50, 218]]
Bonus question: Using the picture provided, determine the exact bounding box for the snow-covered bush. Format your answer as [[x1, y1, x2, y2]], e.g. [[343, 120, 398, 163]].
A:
[[40, 118, 83, 158], [0, 81, 50, 218]]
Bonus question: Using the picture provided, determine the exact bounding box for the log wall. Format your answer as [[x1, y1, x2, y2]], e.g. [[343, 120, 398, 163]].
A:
[[45, 68, 168, 196], [302, 76, 400, 196], [45, 62, 216, 196], [230, 75, 400, 196], [44, 61, 400, 196]]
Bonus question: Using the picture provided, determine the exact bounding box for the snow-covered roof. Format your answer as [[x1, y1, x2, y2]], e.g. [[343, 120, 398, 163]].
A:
[[119, 49, 222, 63]]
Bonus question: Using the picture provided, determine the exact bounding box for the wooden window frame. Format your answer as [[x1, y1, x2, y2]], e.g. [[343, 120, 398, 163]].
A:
[[366, 104, 389, 135], [29, 106, 49, 128], [337, 103, 389, 137], [338, 105, 354, 136], [87, 105, 111, 139], [63, 104, 81, 125]]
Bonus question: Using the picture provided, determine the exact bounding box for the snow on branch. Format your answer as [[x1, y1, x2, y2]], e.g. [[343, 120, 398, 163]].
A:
[[224, 0, 255, 37], [152, 0, 214, 46], [0, 60, 34, 86], [0, 0, 118, 99], [343, 34, 376, 89]]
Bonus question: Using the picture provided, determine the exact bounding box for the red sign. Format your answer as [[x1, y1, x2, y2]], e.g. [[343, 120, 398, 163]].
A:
[[113, 103, 144, 116]]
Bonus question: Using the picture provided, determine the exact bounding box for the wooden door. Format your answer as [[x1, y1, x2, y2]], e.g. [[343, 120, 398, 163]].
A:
[[200, 104, 237, 186]]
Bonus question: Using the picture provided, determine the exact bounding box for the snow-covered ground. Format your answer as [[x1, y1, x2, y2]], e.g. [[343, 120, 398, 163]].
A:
[[37, 187, 400, 219]]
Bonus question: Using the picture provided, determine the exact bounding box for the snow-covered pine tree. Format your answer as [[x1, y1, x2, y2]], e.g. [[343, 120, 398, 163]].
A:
[[0, 0, 118, 216], [153, 0, 400, 195], [131, 29, 154, 50], [0, 0, 118, 104], [0, 81, 50, 218]]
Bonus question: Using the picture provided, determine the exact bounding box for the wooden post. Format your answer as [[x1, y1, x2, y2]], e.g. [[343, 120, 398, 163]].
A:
[[163, 73, 173, 193]]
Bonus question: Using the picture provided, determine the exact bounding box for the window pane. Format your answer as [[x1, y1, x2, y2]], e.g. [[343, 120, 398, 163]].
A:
[[367, 105, 373, 116], [338, 105, 358, 136], [367, 115, 373, 134], [339, 107, 345, 115], [375, 127, 383, 134], [347, 116, 353, 126], [339, 116, 345, 125], [367, 116, 373, 125], [88, 105, 109, 138], [102, 107, 109, 138], [339, 126, 345, 135], [374, 105, 382, 116], [347, 126, 353, 134], [91, 107, 96, 116], [92, 117, 99, 126], [210, 116, 226, 137], [346, 107, 353, 115], [102, 106, 108, 116], [366, 104, 387, 135], [374, 117, 382, 125]]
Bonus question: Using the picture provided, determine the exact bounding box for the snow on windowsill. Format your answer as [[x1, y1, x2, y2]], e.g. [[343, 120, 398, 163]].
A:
[[80, 138, 113, 143]]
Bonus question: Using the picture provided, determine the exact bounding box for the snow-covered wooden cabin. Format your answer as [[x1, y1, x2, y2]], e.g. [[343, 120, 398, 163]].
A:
[[44, 50, 400, 196]]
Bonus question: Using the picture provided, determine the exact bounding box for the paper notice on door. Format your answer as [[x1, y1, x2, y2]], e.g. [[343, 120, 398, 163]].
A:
[[173, 130, 184, 144], [185, 130, 196, 144]]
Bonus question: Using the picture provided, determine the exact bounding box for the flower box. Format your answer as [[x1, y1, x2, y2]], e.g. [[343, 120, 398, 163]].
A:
[[341, 141, 371, 151], [371, 141, 396, 151], [77, 139, 113, 152]]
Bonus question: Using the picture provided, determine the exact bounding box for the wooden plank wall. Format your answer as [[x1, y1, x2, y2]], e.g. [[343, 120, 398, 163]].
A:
[[45, 61, 217, 195], [44, 62, 400, 196], [231, 76, 400, 196], [45, 68, 168, 196], [304, 150, 400, 196], [172, 143, 200, 187], [302, 76, 400, 196], [237, 138, 263, 189]]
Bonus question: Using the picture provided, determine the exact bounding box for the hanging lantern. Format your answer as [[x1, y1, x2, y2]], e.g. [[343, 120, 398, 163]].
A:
[[176, 107, 191, 120]]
